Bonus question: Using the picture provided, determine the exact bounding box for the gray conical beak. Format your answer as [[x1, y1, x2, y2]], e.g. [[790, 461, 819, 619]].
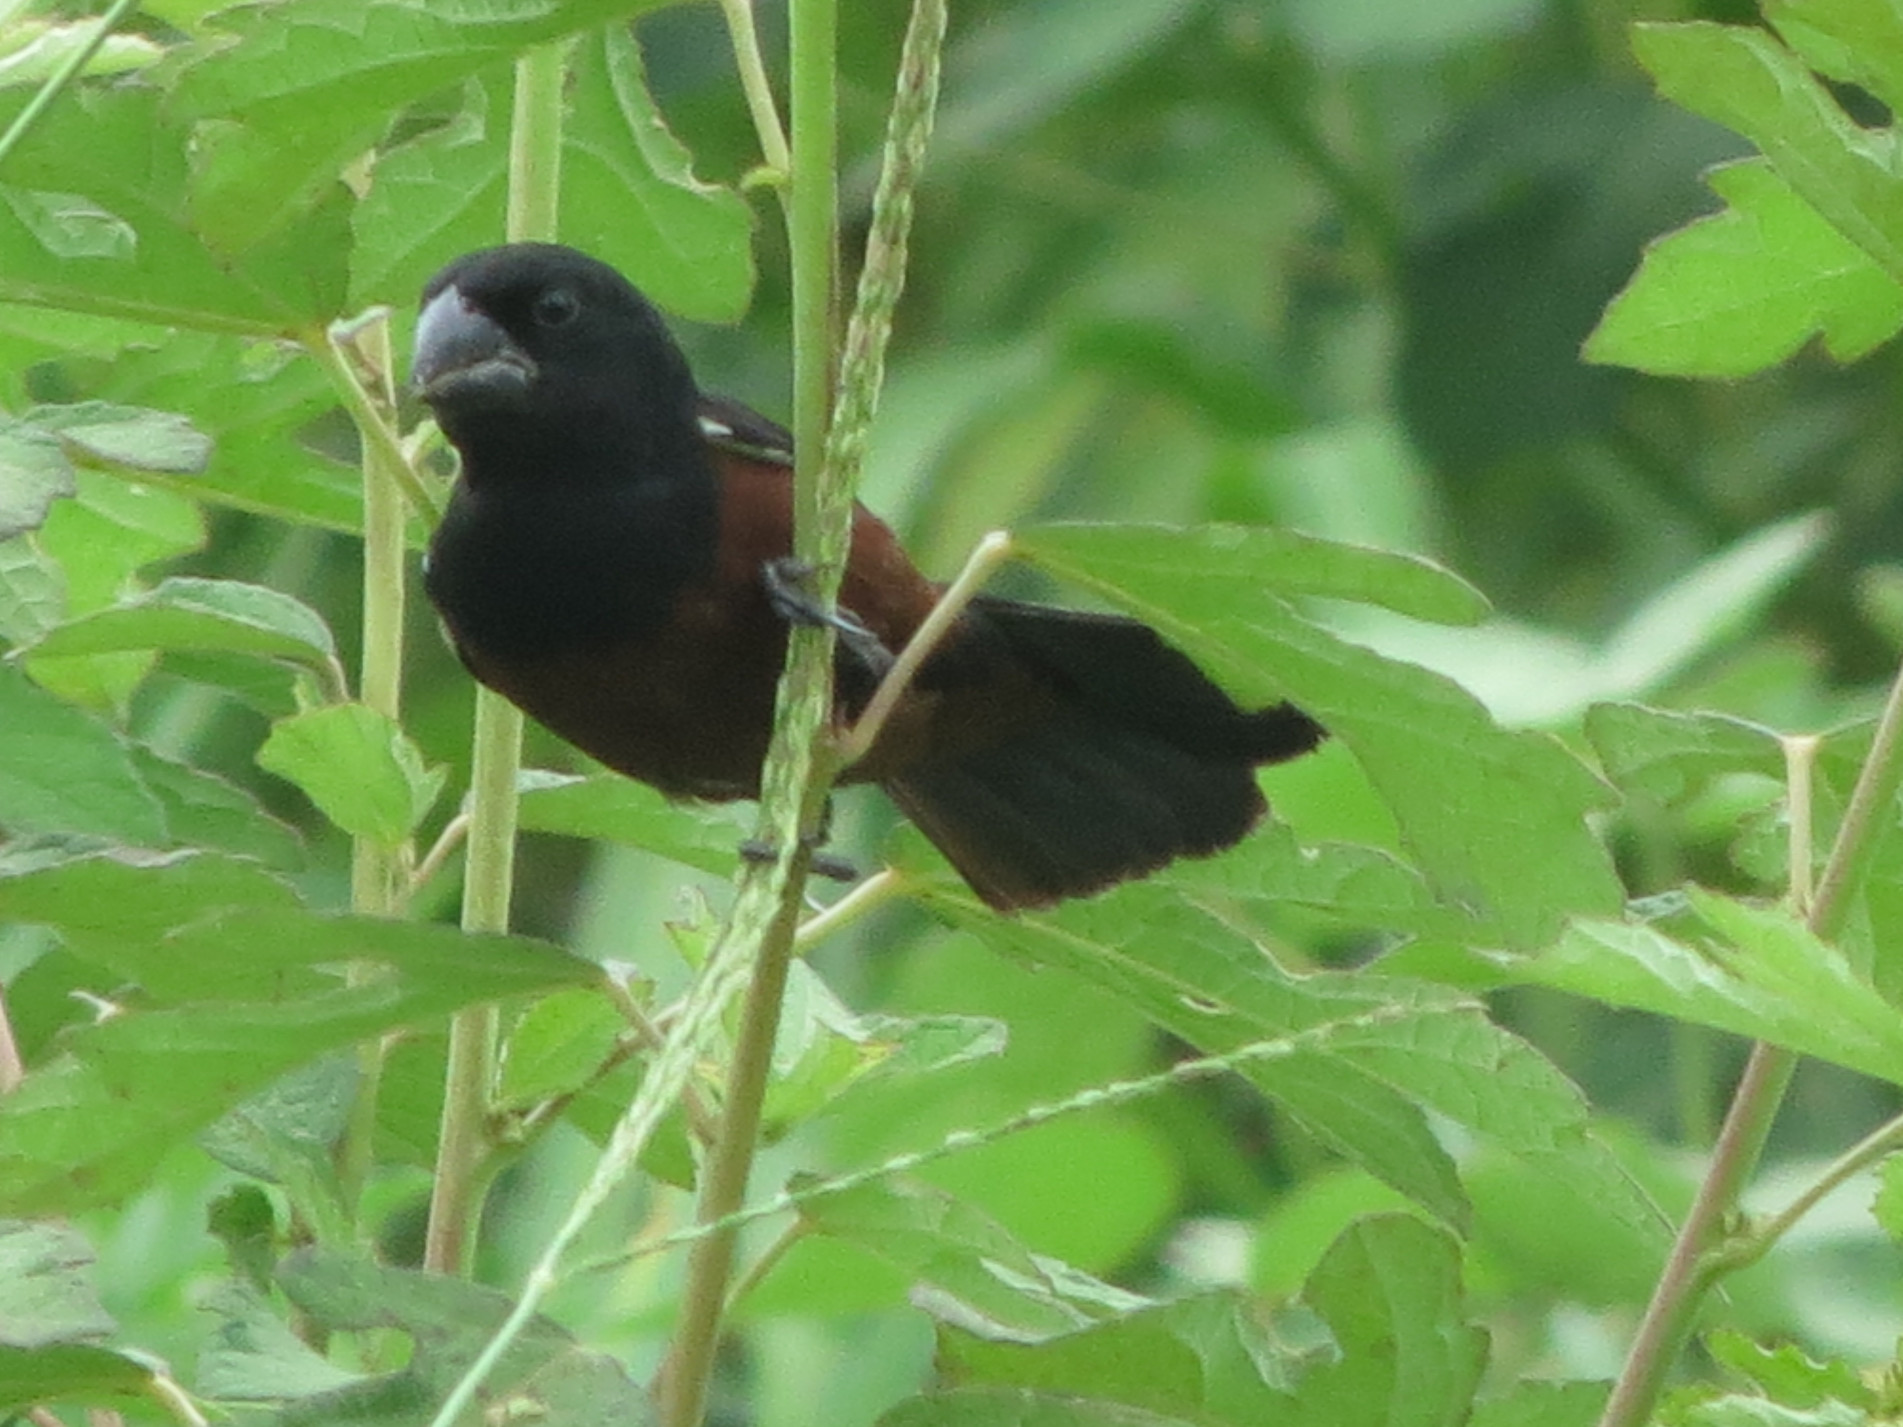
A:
[[412, 286, 537, 409]]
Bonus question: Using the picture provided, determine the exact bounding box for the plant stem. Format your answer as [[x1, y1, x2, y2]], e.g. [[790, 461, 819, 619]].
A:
[[1596, 705, 1903, 1427], [1593, 1042, 1795, 1427], [423, 37, 567, 1279], [330, 310, 409, 1221], [656, 1, 841, 1421], [718, 0, 791, 179], [659, 6, 947, 1420], [658, 872, 808, 1427]]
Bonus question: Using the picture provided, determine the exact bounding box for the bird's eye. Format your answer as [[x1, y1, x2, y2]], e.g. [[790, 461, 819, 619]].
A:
[[532, 289, 580, 328]]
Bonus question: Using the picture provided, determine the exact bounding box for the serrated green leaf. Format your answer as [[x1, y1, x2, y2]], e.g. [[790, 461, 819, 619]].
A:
[[29, 576, 338, 678], [28, 401, 212, 473], [1632, 22, 1903, 286], [0, 902, 597, 1213], [1584, 704, 1785, 805], [352, 32, 753, 322], [257, 1248, 651, 1421], [0, 534, 64, 644], [1705, 1330, 1873, 1412], [196, 1282, 359, 1401], [560, 25, 755, 322], [1765, 0, 1903, 120], [128, 743, 306, 869], [0, 664, 165, 843], [258, 703, 445, 845], [939, 1291, 1310, 1424], [1018, 522, 1490, 627], [1012, 522, 1621, 948], [0, 1222, 115, 1347], [800, 1178, 1149, 1342], [0, 86, 350, 332], [496, 985, 627, 1110], [0, 420, 73, 540], [1517, 898, 1903, 1085], [1588, 161, 1903, 377]]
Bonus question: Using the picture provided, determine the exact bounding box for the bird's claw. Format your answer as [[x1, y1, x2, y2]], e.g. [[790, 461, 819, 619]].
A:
[[761, 557, 892, 674], [737, 835, 858, 884]]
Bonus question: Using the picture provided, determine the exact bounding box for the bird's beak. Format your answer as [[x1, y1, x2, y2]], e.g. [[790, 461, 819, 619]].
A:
[[412, 285, 537, 409]]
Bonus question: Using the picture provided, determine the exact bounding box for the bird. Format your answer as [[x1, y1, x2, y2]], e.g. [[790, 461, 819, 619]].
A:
[[413, 243, 1324, 911]]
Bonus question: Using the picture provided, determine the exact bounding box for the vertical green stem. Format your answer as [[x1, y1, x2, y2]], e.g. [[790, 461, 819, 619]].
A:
[[661, 2, 946, 1422], [423, 37, 568, 1279], [341, 311, 408, 1219]]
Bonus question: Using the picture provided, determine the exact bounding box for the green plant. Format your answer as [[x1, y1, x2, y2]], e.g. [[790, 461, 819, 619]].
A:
[[6, 0, 1903, 1425]]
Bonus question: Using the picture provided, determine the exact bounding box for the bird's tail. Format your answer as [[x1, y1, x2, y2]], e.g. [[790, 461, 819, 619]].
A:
[[882, 597, 1323, 910]]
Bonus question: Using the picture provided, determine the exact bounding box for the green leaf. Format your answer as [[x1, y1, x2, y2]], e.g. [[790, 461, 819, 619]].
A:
[[1704, 1331, 1874, 1412], [27, 401, 212, 474], [197, 1248, 653, 1422], [1014, 523, 1622, 947], [495, 986, 627, 1111], [559, 26, 755, 322], [939, 1291, 1313, 1424], [196, 1282, 359, 1401], [28, 576, 339, 678], [257, 703, 446, 845], [0, 1346, 156, 1416], [1019, 522, 1489, 626], [1765, 0, 1903, 120], [0, 664, 165, 843], [0, 86, 350, 332], [0, 1222, 115, 1345], [917, 880, 1658, 1243], [1517, 894, 1903, 1085], [931, 1217, 1483, 1427], [1468, 1382, 1608, 1427], [0, 1221, 152, 1416], [353, 31, 753, 322], [0, 847, 300, 994], [880, 1391, 1191, 1427], [515, 769, 749, 874], [765, 961, 1007, 1130], [799, 1178, 1151, 1342], [129, 743, 306, 869], [0, 535, 65, 645], [1286, 1216, 1485, 1426], [172, 0, 681, 267], [1587, 161, 1903, 377], [1584, 704, 1785, 806], [85, 334, 364, 533], [0, 892, 599, 1212], [0, 421, 74, 540], [27, 470, 206, 713], [1631, 22, 1903, 286]]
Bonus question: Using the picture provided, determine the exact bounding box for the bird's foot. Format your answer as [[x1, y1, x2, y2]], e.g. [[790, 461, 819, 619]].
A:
[[738, 834, 858, 884], [760, 558, 892, 674]]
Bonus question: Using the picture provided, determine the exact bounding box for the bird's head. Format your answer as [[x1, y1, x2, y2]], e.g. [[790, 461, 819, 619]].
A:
[[413, 243, 700, 476]]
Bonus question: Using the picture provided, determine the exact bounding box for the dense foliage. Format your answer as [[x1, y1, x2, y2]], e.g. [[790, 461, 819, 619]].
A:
[[4, 0, 1903, 1424]]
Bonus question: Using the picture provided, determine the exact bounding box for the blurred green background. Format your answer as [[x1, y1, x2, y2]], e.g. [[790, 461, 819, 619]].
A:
[[33, 0, 1903, 1419]]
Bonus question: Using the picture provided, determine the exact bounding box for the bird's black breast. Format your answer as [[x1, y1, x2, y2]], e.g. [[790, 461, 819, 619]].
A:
[[425, 476, 716, 664]]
